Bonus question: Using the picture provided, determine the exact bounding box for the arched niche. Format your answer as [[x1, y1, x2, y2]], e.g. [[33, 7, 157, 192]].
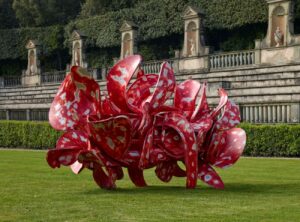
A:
[[119, 21, 138, 59], [186, 21, 197, 56], [122, 33, 131, 58], [73, 42, 81, 66], [29, 50, 35, 74], [271, 6, 285, 47]]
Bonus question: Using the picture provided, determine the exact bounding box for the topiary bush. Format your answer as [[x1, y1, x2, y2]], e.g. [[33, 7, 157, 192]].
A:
[[0, 121, 61, 149]]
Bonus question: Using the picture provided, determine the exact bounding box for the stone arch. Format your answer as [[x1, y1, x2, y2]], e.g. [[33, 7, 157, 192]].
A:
[[74, 42, 81, 66], [123, 33, 131, 58], [271, 6, 285, 47], [186, 21, 197, 56]]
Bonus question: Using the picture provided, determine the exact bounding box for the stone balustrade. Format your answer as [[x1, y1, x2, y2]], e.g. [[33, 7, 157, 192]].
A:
[[0, 76, 22, 88], [2, 103, 299, 123], [0, 109, 49, 121], [210, 50, 255, 69], [141, 59, 176, 74], [41, 71, 66, 84], [240, 104, 300, 123]]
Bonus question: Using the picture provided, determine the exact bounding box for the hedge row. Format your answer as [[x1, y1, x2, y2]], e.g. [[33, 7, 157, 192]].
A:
[[240, 123, 300, 157], [0, 121, 61, 149], [0, 121, 299, 157]]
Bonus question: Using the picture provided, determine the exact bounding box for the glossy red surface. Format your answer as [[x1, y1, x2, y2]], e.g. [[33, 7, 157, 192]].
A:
[[47, 55, 246, 189]]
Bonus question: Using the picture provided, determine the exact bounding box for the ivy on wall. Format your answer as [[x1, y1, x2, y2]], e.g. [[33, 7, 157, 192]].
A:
[[0, 25, 64, 60]]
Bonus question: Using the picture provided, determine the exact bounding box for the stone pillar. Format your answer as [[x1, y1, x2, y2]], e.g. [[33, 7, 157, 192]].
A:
[[182, 6, 209, 57], [254, 39, 262, 64], [71, 30, 88, 68], [287, 105, 291, 122], [172, 50, 180, 73], [291, 103, 300, 122], [22, 40, 41, 86], [0, 76, 3, 87], [263, 106, 267, 123], [120, 21, 138, 60], [26, 109, 30, 121], [6, 110, 10, 120], [282, 105, 287, 122], [264, 0, 294, 48]]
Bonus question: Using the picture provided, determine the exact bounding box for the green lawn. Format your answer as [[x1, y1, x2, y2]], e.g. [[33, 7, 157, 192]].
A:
[[0, 150, 299, 222]]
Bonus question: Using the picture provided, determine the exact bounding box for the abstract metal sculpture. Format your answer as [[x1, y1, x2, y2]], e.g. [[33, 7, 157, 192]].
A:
[[47, 55, 246, 189]]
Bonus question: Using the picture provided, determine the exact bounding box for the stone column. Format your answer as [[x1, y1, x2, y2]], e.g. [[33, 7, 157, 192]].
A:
[[291, 103, 300, 123], [70, 30, 88, 68], [0, 76, 3, 87], [182, 6, 209, 57], [172, 50, 180, 73], [120, 21, 138, 60], [6, 110, 10, 120], [26, 109, 30, 121], [254, 39, 262, 65], [22, 40, 41, 86]]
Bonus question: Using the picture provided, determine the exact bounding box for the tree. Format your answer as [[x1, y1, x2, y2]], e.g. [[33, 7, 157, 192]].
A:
[[12, 0, 37, 27], [12, 0, 83, 27], [0, 0, 18, 28], [80, 0, 137, 17]]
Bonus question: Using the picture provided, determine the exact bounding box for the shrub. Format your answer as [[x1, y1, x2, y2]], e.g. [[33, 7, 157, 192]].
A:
[[0, 121, 61, 149], [0, 121, 299, 157], [240, 123, 300, 157]]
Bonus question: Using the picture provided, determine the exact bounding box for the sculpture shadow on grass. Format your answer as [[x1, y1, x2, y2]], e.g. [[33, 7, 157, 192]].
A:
[[83, 182, 299, 196]]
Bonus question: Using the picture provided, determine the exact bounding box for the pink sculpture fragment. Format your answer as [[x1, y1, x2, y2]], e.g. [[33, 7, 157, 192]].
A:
[[47, 55, 246, 189]]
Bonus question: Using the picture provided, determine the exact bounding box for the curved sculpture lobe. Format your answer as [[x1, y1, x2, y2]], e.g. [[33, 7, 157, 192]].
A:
[[198, 161, 224, 189], [147, 62, 175, 111], [47, 130, 89, 169], [211, 128, 246, 169], [163, 112, 198, 189], [126, 74, 159, 113], [174, 80, 201, 120], [87, 115, 132, 160], [127, 167, 147, 187], [49, 67, 101, 131], [106, 55, 142, 112]]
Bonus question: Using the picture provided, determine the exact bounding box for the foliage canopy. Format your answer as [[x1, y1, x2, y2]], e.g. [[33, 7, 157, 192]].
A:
[[0, 0, 300, 68]]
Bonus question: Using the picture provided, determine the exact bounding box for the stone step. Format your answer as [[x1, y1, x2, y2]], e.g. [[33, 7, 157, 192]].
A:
[[1, 78, 300, 103]]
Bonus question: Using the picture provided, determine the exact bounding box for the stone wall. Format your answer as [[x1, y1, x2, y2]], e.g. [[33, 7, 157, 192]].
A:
[[1, 62, 299, 123]]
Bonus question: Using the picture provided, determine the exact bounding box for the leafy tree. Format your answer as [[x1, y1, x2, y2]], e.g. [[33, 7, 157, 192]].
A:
[[80, 0, 137, 17], [0, 0, 18, 28], [12, 0, 37, 27], [12, 0, 83, 27]]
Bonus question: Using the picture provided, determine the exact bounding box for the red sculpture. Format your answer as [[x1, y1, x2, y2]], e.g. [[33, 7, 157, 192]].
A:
[[47, 55, 246, 189]]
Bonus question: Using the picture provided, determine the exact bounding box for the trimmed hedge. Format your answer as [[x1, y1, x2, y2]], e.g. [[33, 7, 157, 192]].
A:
[[0, 121, 61, 149], [240, 123, 300, 157], [0, 121, 299, 157]]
